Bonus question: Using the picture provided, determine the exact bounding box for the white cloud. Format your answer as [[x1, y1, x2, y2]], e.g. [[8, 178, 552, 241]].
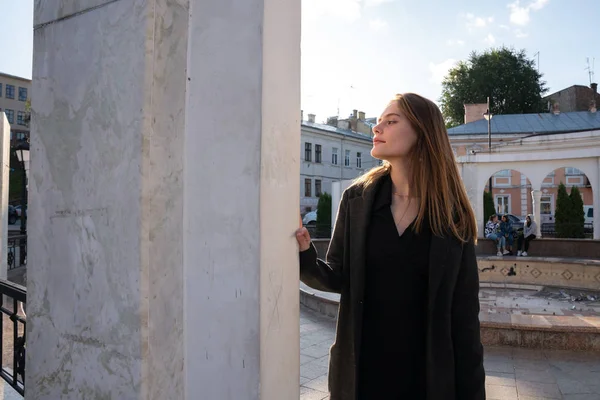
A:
[[515, 29, 529, 38], [429, 59, 457, 84], [484, 33, 496, 45], [369, 18, 388, 31], [499, 24, 510, 30], [365, 0, 393, 6], [508, 0, 549, 26], [447, 39, 466, 46], [302, 0, 362, 23], [530, 0, 549, 11], [463, 13, 495, 30]]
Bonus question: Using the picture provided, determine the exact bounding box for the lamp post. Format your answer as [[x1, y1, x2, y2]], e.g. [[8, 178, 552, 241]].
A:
[[15, 140, 29, 265], [483, 97, 494, 210]]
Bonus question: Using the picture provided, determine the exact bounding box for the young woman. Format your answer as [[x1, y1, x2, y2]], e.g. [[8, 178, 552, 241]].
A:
[[296, 93, 485, 400], [499, 215, 514, 255], [484, 214, 505, 256], [517, 215, 537, 256]]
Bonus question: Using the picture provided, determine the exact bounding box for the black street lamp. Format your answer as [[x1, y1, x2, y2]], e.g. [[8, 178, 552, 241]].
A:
[[483, 97, 494, 208], [14, 140, 29, 265]]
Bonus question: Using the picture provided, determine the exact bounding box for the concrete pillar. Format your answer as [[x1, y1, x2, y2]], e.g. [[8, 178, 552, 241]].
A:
[[0, 114, 8, 280], [532, 190, 542, 238], [458, 162, 483, 236], [594, 157, 600, 240], [27, 1, 300, 399]]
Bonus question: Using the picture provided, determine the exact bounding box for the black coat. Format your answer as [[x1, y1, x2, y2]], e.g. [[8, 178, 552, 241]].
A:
[[300, 176, 486, 400]]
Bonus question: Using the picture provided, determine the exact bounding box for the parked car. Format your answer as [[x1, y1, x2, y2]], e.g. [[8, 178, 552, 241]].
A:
[[14, 205, 27, 219], [584, 206, 593, 225], [8, 205, 17, 225], [302, 211, 317, 226]]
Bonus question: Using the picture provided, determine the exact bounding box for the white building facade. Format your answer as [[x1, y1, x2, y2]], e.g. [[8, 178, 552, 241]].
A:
[[300, 120, 377, 214]]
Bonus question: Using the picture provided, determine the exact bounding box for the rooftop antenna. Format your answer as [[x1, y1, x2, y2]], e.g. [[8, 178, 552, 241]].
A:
[[533, 51, 540, 73], [585, 57, 595, 85]]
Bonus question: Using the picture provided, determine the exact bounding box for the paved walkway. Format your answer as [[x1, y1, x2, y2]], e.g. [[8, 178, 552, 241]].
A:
[[300, 305, 600, 400]]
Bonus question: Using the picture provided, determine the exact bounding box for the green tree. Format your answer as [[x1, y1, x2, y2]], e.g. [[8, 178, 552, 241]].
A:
[[440, 47, 547, 127], [316, 192, 332, 238], [23, 98, 31, 127], [554, 183, 573, 238], [9, 152, 24, 202], [569, 186, 585, 238], [483, 190, 495, 228]]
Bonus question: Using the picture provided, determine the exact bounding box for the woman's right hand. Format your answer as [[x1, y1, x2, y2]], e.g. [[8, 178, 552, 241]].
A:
[[296, 227, 312, 252]]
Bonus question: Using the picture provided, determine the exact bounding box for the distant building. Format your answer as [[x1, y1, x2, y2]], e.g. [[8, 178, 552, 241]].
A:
[[300, 112, 377, 214], [447, 106, 599, 222], [542, 83, 599, 113], [0, 72, 31, 144]]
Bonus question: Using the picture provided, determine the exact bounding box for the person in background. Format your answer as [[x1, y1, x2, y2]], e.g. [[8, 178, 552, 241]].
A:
[[484, 214, 504, 256], [499, 215, 514, 255], [517, 215, 537, 256]]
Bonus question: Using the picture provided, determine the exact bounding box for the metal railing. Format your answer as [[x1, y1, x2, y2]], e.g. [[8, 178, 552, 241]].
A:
[[7, 235, 27, 271], [541, 222, 594, 238], [0, 279, 25, 396]]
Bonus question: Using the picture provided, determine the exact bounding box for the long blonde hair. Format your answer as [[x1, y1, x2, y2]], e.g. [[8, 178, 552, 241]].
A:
[[355, 93, 477, 243]]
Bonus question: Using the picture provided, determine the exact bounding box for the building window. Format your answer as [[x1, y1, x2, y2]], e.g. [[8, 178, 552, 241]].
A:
[[495, 195, 510, 215], [4, 109, 14, 124], [344, 150, 350, 167], [565, 167, 582, 175], [493, 169, 511, 186], [17, 111, 26, 126], [18, 87, 27, 102], [315, 144, 322, 163], [540, 195, 553, 216], [5, 85, 15, 99], [332, 147, 338, 165], [304, 178, 311, 197], [315, 180, 322, 197], [305, 143, 312, 162], [0, 83, 2, 97], [356, 152, 362, 168]]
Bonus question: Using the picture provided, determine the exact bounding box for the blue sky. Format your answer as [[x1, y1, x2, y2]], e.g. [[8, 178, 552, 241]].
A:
[[2, 0, 597, 122]]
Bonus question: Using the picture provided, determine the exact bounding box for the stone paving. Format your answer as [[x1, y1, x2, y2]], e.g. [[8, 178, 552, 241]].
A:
[[479, 287, 600, 317], [300, 305, 600, 400]]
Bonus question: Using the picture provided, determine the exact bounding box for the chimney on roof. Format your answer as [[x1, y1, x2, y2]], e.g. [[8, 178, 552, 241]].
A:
[[358, 111, 366, 120], [352, 109, 358, 118], [591, 82, 598, 94], [463, 103, 487, 124], [326, 116, 338, 127], [301, 110, 304, 121], [552, 102, 560, 115], [307, 113, 315, 123]]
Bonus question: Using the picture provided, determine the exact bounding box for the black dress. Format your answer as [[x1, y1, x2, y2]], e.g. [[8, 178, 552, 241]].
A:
[[358, 175, 432, 399]]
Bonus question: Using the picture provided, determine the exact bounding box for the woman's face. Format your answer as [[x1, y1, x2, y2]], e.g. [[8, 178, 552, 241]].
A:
[[502, 216, 508, 223], [371, 101, 418, 161]]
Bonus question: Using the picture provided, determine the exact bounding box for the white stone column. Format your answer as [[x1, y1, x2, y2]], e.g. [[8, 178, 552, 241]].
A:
[[532, 190, 542, 238], [28, 1, 300, 399], [595, 157, 600, 240], [0, 114, 8, 280], [458, 161, 483, 236]]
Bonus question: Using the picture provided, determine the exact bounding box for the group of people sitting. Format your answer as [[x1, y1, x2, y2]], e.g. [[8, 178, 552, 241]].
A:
[[484, 214, 537, 256]]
